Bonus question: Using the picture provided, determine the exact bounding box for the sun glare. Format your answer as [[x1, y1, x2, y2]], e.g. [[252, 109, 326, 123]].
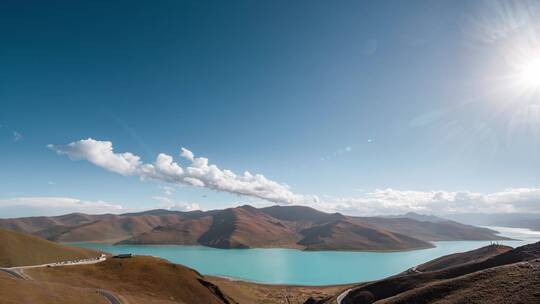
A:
[[518, 57, 540, 90]]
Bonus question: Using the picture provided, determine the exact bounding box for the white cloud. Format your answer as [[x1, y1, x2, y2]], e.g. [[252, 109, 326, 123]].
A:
[[180, 148, 194, 161], [49, 138, 317, 205], [312, 188, 540, 216], [0, 197, 124, 218], [48, 139, 141, 175]]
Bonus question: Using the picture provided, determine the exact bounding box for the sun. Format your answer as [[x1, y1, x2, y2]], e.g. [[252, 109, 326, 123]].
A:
[[517, 56, 540, 90]]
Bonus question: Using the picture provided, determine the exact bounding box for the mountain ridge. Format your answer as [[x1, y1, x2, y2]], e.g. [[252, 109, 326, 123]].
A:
[[0, 205, 509, 251]]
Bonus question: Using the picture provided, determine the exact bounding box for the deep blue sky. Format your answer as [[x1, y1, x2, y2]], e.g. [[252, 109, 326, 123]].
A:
[[1, 1, 539, 216]]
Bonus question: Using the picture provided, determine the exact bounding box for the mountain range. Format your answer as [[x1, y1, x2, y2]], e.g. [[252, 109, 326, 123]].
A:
[[0, 205, 508, 251]]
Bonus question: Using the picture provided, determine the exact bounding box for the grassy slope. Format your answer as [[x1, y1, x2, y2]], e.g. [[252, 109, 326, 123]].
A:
[[0, 272, 108, 304], [0, 228, 100, 267], [27, 256, 235, 304]]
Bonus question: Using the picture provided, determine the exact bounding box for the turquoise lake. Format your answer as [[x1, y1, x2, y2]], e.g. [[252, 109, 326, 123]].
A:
[[70, 226, 540, 285]]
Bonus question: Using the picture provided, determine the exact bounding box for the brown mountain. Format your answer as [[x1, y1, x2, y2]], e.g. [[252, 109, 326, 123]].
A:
[[0, 228, 100, 267], [119, 206, 509, 250], [318, 242, 540, 304], [298, 219, 432, 251], [0, 205, 507, 251]]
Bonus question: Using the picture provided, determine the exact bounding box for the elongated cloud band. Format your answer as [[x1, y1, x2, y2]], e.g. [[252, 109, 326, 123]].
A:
[[48, 138, 318, 205], [48, 138, 540, 215]]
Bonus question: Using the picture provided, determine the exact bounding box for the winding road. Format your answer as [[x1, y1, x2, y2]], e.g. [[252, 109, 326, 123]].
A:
[[335, 265, 425, 303], [98, 289, 123, 304], [1, 255, 123, 304], [0, 268, 25, 279], [336, 288, 352, 304]]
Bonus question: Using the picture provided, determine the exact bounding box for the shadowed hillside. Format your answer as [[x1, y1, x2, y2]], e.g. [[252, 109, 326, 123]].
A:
[[298, 219, 431, 251], [413, 244, 512, 272]]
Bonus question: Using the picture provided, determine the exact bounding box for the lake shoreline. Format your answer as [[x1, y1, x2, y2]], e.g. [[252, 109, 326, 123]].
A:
[[66, 226, 540, 286]]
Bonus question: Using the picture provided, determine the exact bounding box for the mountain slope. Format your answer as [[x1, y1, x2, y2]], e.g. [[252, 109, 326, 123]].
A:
[[354, 217, 507, 242], [198, 205, 302, 249], [0, 213, 105, 234], [34, 213, 189, 243], [299, 219, 432, 251], [379, 260, 540, 304], [0, 228, 100, 267]]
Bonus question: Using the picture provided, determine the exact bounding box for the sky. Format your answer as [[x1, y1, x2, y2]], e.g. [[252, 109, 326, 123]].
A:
[[1, 0, 539, 218]]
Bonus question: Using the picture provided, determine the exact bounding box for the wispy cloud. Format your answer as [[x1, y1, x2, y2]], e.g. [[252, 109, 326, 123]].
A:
[[151, 196, 200, 212], [321, 146, 353, 161], [0, 196, 123, 218], [314, 188, 540, 216], [13, 131, 23, 142], [158, 185, 175, 196], [49, 138, 318, 205]]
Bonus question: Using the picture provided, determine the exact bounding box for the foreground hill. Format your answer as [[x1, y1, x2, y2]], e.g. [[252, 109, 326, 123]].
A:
[[0, 228, 100, 267], [318, 242, 540, 304], [0, 229, 236, 304], [412, 244, 512, 272], [0, 205, 507, 251], [0, 271, 109, 304], [26, 256, 235, 304]]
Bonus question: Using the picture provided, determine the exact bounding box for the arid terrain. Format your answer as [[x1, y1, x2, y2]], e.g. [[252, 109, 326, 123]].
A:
[[207, 276, 353, 304], [0, 205, 507, 251]]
